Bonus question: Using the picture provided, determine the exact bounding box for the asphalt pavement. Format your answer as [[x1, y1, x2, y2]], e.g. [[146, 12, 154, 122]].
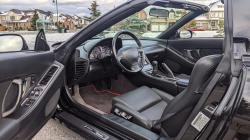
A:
[[32, 119, 85, 140]]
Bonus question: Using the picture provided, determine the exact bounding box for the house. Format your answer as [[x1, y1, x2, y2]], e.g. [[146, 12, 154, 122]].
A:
[[194, 1, 224, 30], [73, 15, 82, 28], [0, 11, 8, 27], [147, 8, 186, 32], [61, 14, 75, 30], [81, 18, 90, 27], [0, 9, 45, 30], [4, 9, 24, 30]]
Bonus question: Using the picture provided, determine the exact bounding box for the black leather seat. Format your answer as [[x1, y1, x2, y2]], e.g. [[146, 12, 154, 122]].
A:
[[112, 86, 174, 129], [112, 54, 223, 137]]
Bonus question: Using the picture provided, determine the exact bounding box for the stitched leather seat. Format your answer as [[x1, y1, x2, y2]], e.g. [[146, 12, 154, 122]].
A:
[[112, 54, 223, 137], [112, 86, 174, 129]]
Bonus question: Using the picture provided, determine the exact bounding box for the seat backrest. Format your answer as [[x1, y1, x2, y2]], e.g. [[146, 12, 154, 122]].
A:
[[159, 54, 223, 137]]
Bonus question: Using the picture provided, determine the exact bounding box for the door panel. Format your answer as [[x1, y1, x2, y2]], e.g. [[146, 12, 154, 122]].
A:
[[164, 38, 223, 75], [0, 31, 65, 139]]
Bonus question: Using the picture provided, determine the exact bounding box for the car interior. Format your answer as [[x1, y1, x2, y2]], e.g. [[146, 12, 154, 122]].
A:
[[61, 0, 225, 139]]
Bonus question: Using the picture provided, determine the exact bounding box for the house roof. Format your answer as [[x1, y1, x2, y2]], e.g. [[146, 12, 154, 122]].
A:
[[10, 9, 23, 15], [20, 15, 30, 20], [169, 9, 175, 13]]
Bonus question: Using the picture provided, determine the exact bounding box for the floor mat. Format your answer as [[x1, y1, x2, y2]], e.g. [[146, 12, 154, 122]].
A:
[[79, 86, 118, 113], [79, 74, 137, 113]]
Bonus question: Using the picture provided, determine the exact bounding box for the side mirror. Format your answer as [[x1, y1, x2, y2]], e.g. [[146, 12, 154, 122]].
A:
[[0, 34, 28, 52], [149, 8, 169, 17], [176, 30, 193, 39]]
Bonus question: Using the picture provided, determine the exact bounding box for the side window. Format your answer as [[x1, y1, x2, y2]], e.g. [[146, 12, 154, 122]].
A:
[[179, 1, 225, 38]]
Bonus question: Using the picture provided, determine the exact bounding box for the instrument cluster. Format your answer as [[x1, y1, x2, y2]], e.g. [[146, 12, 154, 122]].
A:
[[89, 45, 112, 61]]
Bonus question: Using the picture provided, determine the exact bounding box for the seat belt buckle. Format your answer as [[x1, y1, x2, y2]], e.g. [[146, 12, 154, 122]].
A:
[[204, 105, 218, 114]]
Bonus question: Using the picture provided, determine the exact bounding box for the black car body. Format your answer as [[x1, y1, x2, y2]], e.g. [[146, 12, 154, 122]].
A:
[[0, 0, 250, 139]]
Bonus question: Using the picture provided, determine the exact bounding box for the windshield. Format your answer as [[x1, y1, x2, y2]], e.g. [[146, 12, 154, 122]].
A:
[[96, 6, 190, 38]]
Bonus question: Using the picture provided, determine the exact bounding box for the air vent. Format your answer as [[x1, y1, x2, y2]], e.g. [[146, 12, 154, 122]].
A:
[[40, 66, 58, 85], [74, 60, 87, 81]]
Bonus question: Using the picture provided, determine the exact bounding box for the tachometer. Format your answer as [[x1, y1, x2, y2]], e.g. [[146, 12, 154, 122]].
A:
[[102, 46, 112, 56], [90, 47, 101, 60]]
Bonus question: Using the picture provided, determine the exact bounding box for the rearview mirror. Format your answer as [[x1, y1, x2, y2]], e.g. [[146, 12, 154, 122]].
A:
[[149, 8, 169, 17], [177, 30, 192, 39], [0, 35, 27, 52]]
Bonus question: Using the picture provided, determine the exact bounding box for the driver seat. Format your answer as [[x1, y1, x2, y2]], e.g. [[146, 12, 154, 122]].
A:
[[111, 54, 222, 137]]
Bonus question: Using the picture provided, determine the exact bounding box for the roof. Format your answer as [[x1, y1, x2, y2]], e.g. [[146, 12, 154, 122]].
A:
[[10, 9, 23, 15], [169, 9, 175, 13], [20, 15, 30, 20], [36, 19, 52, 23]]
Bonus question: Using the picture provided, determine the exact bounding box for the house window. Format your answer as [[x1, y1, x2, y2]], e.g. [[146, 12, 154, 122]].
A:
[[218, 5, 224, 8], [3, 16, 6, 20], [143, 14, 145, 19], [211, 21, 216, 27], [215, 13, 218, 17], [210, 13, 214, 17], [219, 13, 223, 17], [22, 23, 25, 27], [10, 16, 15, 20]]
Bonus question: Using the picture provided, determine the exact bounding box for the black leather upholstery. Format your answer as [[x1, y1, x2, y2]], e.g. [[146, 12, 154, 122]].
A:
[[112, 86, 174, 129], [112, 54, 223, 137]]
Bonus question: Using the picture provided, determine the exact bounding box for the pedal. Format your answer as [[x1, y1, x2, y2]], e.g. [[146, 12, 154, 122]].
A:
[[93, 80, 102, 91], [112, 75, 118, 80], [104, 77, 112, 90]]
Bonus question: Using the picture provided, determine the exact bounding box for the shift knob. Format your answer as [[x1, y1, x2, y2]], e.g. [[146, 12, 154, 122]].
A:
[[152, 61, 158, 76]]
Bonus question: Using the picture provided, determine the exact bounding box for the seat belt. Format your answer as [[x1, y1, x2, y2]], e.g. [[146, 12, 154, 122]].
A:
[[175, 72, 222, 140]]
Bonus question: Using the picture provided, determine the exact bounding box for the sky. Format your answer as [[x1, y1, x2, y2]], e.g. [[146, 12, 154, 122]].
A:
[[0, 0, 217, 17]]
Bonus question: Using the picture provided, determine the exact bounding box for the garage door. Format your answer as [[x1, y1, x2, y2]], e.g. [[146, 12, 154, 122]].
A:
[[152, 25, 159, 31], [160, 25, 167, 31], [202, 23, 208, 30]]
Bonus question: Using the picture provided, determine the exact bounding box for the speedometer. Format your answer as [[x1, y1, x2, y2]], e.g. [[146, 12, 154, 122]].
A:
[[102, 46, 112, 56], [90, 47, 101, 60]]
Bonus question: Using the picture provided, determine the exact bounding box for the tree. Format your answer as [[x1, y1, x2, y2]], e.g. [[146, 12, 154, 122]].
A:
[[189, 19, 197, 27], [214, 20, 225, 37], [31, 10, 39, 31], [118, 13, 147, 36], [84, 1, 101, 22], [179, 19, 197, 30]]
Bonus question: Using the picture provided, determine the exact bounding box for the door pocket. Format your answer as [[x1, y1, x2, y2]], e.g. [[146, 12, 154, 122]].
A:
[[2, 79, 23, 117]]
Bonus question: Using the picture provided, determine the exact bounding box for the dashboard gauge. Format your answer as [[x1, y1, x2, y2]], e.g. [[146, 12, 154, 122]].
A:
[[90, 47, 101, 60], [101, 46, 112, 56]]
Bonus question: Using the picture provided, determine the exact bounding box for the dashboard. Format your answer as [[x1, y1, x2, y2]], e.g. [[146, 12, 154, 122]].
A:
[[67, 37, 167, 86]]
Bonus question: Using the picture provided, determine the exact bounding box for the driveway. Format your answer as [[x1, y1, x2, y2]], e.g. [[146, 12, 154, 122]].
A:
[[32, 119, 85, 140]]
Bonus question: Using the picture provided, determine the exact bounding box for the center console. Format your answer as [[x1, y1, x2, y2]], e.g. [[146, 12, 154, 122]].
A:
[[136, 58, 190, 95]]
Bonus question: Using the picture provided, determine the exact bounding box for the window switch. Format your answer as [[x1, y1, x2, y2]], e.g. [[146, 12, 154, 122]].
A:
[[34, 91, 39, 96], [30, 91, 35, 96], [22, 98, 35, 107]]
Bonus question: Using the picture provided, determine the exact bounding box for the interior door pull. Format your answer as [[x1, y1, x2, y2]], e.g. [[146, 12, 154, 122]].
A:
[[2, 79, 23, 117], [184, 50, 199, 62]]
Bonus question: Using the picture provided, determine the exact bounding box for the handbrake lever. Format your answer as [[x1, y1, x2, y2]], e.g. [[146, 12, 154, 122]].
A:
[[162, 63, 175, 79]]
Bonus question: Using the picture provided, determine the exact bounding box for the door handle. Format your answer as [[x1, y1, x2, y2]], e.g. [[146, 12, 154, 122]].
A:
[[2, 79, 23, 117], [184, 49, 200, 62]]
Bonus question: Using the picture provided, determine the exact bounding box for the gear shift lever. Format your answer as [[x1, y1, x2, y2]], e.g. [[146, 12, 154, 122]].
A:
[[151, 61, 158, 76], [162, 63, 175, 78]]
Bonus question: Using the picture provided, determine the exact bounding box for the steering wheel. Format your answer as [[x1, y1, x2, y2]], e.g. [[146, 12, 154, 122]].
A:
[[112, 31, 145, 73]]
